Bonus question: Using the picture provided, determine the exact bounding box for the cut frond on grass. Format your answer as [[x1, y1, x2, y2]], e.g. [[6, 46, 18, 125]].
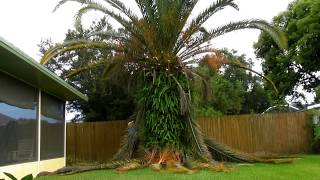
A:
[[205, 138, 296, 164], [205, 138, 255, 163], [46, 159, 145, 176]]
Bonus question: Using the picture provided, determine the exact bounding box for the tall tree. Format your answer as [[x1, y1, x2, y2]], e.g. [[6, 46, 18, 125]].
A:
[[41, 0, 286, 168], [254, 0, 320, 101]]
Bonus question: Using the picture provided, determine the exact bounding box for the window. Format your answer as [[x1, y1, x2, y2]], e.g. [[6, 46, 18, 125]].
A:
[[40, 93, 65, 160], [0, 73, 38, 166]]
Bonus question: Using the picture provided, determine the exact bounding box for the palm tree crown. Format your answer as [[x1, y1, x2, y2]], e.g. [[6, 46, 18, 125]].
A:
[[41, 0, 286, 71]]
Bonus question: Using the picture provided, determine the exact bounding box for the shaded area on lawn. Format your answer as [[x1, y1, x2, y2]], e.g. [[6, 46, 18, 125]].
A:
[[37, 155, 320, 180]]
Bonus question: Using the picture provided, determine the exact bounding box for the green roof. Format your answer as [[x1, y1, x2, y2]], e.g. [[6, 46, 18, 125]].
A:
[[0, 36, 88, 101]]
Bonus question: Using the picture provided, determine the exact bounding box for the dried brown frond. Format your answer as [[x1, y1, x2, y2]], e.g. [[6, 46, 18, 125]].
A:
[[194, 162, 231, 172], [116, 162, 146, 173]]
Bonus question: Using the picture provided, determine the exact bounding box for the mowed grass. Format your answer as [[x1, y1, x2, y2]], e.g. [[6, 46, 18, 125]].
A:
[[37, 155, 320, 180]]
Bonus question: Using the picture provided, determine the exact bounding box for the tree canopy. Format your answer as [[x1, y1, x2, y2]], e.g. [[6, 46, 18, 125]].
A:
[[254, 0, 320, 101]]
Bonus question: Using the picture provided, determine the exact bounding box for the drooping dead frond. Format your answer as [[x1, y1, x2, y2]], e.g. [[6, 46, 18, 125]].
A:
[[171, 76, 189, 115], [183, 69, 211, 102], [50, 159, 144, 175], [205, 138, 296, 163], [113, 123, 139, 161], [116, 161, 146, 172], [205, 138, 256, 163], [194, 161, 230, 172], [187, 115, 212, 161], [170, 75, 211, 161]]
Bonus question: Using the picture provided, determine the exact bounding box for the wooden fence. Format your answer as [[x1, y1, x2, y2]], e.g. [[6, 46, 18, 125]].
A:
[[67, 112, 313, 163]]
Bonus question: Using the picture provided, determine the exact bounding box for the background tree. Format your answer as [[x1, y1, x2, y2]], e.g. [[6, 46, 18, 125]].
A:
[[254, 0, 320, 102], [39, 18, 134, 122], [41, 0, 286, 169], [196, 50, 271, 116]]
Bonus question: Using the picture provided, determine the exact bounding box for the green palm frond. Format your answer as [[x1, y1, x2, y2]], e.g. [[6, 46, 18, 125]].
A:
[[53, 0, 86, 12], [134, 0, 158, 24], [103, 0, 139, 22], [74, 3, 131, 31], [193, 0, 239, 27], [55, 0, 142, 40], [184, 0, 239, 38], [65, 59, 109, 78], [175, 0, 238, 53], [206, 20, 287, 49], [87, 29, 125, 40], [40, 40, 116, 65], [182, 19, 287, 59], [180, 46, 217, 62]]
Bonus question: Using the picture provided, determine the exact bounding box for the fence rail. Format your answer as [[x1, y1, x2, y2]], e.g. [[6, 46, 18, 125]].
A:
[[67, 112, 312, 163]]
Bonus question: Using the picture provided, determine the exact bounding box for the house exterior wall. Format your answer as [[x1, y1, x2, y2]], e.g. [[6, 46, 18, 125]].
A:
[[0, 72, 66, 179], [0, 158, 65, 179]]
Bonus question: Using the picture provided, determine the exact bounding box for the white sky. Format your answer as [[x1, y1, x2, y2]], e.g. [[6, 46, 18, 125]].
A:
[[2, 0, 314, 106]]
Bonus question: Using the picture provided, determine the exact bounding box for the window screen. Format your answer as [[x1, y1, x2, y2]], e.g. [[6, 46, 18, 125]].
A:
[[0, 72, 38, 166], [40, 93, 65, 160]]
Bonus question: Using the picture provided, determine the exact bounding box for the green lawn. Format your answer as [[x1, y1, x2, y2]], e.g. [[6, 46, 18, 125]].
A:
[[38, 155, 320, 180]]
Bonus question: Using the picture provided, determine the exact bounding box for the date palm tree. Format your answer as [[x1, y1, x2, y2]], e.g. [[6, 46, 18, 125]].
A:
[[41, 0, 286, 166]]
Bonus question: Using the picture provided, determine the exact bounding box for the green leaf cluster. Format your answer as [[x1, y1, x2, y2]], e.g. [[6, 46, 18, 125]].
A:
[[137, 72, 190, 151]]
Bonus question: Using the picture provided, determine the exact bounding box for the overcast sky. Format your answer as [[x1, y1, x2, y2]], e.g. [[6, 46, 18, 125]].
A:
[[3, 0, 312, 107]]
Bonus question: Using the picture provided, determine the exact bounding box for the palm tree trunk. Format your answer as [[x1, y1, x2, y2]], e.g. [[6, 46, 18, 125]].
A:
[[114, 71, 211, 163]]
